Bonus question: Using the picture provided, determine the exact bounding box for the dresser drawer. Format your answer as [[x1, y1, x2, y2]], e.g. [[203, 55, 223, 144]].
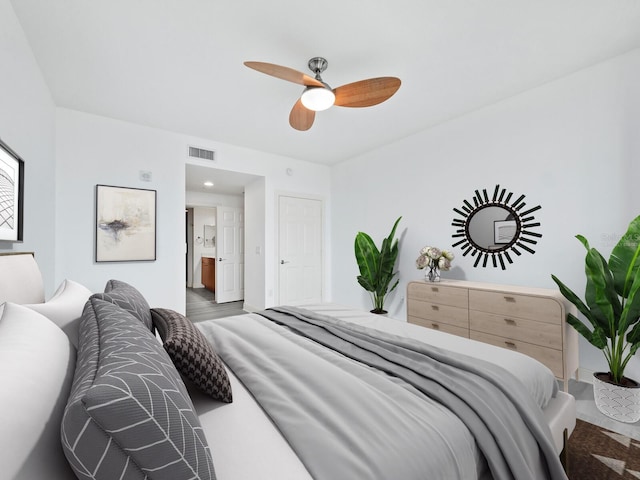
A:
[[470, 331, 563, 378], [408, 316, 469, 338], [469, 310, 562, 350], [407, 299, 468, 329], [407, 282, 468, 308], [469, 290, 561, 324]]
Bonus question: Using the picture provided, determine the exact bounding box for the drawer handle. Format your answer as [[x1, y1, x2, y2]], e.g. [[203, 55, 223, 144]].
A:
[[431, 305, 440, 311], [504, 341, 517, 349], [504, 296, 516, 303], [431, 323, 440, 329], [504, 318, 516, 325]]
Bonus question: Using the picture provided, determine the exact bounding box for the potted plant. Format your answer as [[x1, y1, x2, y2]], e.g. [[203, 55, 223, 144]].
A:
[[551, 214, 640, 423], [354, 216, 402, 314]]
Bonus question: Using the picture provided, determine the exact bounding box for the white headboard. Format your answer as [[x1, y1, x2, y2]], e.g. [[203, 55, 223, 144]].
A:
[[0, 253, 45, 304]]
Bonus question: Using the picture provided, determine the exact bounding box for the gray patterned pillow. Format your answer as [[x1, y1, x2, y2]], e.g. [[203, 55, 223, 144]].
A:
[[151, 308, 233, 403], [61, 297, 216, 480], [91, 279, 153, 331]]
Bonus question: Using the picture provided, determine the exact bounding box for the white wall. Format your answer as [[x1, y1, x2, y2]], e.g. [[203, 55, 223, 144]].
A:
[[0, 0, 57, 295], [244, 177, 266, 311], [331, 48, 640, 378], [185, 190, 245, 209], [55, 108, 331, 313]]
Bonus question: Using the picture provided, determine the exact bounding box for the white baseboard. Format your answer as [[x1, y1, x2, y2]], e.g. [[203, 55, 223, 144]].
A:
[[577, 367, 595, 384], [242, 303, 260, 313]]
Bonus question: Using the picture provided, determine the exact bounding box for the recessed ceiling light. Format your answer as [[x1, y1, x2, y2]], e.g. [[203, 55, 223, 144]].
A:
[[204, 181, 214, 187]]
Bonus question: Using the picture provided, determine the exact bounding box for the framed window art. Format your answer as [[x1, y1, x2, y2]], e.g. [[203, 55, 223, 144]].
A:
[[493, 219, 518, 245], [0, 138, 25, 242], [95, 184, 157, 262]]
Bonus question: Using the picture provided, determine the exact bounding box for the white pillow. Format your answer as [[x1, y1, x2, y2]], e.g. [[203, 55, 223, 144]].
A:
[[0, 303, 77, 479], [26, 279, 92, 348]]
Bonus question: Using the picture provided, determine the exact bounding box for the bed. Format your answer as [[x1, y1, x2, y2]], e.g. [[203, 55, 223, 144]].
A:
[[192, 303, 575, 480], [0, 251, 575, 480]]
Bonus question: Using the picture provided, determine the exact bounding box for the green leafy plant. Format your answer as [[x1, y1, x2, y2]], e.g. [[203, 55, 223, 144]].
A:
[[551, 215, 640, 385], [355, 216, 402, 314]]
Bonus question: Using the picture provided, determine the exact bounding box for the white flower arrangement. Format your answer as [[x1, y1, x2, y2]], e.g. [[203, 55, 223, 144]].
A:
[[415, 246, 454, 272]]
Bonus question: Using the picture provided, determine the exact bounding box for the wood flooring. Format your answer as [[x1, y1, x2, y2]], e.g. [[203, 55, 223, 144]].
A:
[[185, 287, 245, 323]]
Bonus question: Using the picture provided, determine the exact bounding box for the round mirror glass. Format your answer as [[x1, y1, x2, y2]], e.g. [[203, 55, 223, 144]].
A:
[[467, 206, 517, 250]]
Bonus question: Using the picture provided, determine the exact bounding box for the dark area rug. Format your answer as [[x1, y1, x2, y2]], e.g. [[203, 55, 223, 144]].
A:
[[568, 419, 640, 479]]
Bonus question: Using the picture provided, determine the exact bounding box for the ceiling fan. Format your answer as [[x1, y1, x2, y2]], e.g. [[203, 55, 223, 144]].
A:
[[244, 57, 401, 131]]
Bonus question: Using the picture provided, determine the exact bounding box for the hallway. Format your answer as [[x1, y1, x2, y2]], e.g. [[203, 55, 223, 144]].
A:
[[185, 287, 245, 323]]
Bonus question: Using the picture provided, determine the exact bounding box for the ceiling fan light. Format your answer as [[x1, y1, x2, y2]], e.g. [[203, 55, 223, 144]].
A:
[[301, 86, 335, 111]]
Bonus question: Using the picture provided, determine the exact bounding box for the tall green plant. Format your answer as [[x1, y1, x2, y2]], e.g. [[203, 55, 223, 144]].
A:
[[551, 215, 640, 385], [355, 216, 402, 313]]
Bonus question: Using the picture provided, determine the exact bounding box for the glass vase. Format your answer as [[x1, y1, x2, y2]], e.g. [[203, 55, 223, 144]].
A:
[[425, 262, 440, 282]]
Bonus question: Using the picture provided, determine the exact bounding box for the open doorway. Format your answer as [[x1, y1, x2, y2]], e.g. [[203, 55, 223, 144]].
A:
[[185, 163, 262, 317]]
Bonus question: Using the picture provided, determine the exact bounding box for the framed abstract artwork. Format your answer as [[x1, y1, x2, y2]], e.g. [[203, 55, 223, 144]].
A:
[[0, 138, 25, 242], [95, 184, 157, 262]]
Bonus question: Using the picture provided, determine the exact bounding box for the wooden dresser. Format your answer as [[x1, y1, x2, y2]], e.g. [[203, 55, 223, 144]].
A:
[[407, 280, 579, 390]]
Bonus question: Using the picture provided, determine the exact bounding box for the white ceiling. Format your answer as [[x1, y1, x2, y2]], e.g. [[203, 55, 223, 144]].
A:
[[10, 1, 640, 166], [185, 165, 259, 195]]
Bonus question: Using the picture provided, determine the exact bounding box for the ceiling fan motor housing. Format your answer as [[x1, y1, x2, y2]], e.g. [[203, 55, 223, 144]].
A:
[[308, 57, 329, 77]]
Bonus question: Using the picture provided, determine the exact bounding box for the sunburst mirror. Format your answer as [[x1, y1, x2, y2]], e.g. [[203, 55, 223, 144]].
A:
[[451, 185, 542, 269]]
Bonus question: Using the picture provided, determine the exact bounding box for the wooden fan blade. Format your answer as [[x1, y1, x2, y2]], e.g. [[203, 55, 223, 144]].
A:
[[289, 99, 315, 131], [334, 77, 401, 108], [244, 61, 324, 87]]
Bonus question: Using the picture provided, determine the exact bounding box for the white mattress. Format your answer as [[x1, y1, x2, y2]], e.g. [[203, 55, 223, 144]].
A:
[[193, 304, 576, 479]]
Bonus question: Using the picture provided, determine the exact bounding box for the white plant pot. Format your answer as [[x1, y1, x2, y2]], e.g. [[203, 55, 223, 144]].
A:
[[592, 372, 640, 423]]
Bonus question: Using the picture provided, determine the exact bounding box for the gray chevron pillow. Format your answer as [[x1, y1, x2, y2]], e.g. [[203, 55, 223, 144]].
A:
[[91, 279, 153, 331], [61, 297, 216, 480]]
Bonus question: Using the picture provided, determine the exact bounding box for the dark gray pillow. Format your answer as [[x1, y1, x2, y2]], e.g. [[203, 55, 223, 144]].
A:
[[61, 297, 216, 480], [151, 308, 232, 403], [91, 279, 153, 331]]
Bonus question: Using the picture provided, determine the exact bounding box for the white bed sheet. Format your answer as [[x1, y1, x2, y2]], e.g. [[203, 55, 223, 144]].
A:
[[189, 368, 313, 480], [193, 304, 575, 479]]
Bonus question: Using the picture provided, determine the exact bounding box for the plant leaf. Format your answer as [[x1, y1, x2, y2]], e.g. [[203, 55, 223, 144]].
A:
[[619, 269, 640, 336], [627, 321, 640, 353], [565, 312, 606, 349], [551, 274, 601, 332], [355, 232, 379, 292], [609, 214, 640, 298], [357, 275, 374, 292], [551, 274, 590, 318], [576, 234, 590, 250], [583, 246, 620, 333]]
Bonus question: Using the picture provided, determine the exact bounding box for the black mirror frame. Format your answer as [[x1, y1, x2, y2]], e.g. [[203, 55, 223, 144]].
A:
[[451, 185, 542, 269]]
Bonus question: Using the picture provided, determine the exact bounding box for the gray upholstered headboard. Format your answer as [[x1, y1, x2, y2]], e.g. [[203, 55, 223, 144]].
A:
[[0, 252, 45, 304]]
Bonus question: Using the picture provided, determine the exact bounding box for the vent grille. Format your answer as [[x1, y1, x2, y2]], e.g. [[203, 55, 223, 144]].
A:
[[188, 146, 215, 161]]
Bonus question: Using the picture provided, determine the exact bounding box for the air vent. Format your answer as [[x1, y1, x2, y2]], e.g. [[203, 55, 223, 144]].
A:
[[188, 146, 215, 161]]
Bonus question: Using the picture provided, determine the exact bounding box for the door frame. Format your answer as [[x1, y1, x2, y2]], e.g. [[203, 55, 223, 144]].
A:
[[275, 191, 326, 305]]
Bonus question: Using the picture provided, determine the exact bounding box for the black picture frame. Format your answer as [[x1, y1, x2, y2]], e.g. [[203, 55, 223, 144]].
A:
[[494, 220, 517, 244], [0, 137, 25, 242], [95, 184, 157, 262]]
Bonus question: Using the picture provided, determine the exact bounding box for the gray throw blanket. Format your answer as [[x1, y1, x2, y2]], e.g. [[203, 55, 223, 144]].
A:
[[199, 306, 567, 480]]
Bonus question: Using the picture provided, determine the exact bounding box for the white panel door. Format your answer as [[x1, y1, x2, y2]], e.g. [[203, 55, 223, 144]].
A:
[[278, 196, 323, 305], [216, 206, 244, 303]]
